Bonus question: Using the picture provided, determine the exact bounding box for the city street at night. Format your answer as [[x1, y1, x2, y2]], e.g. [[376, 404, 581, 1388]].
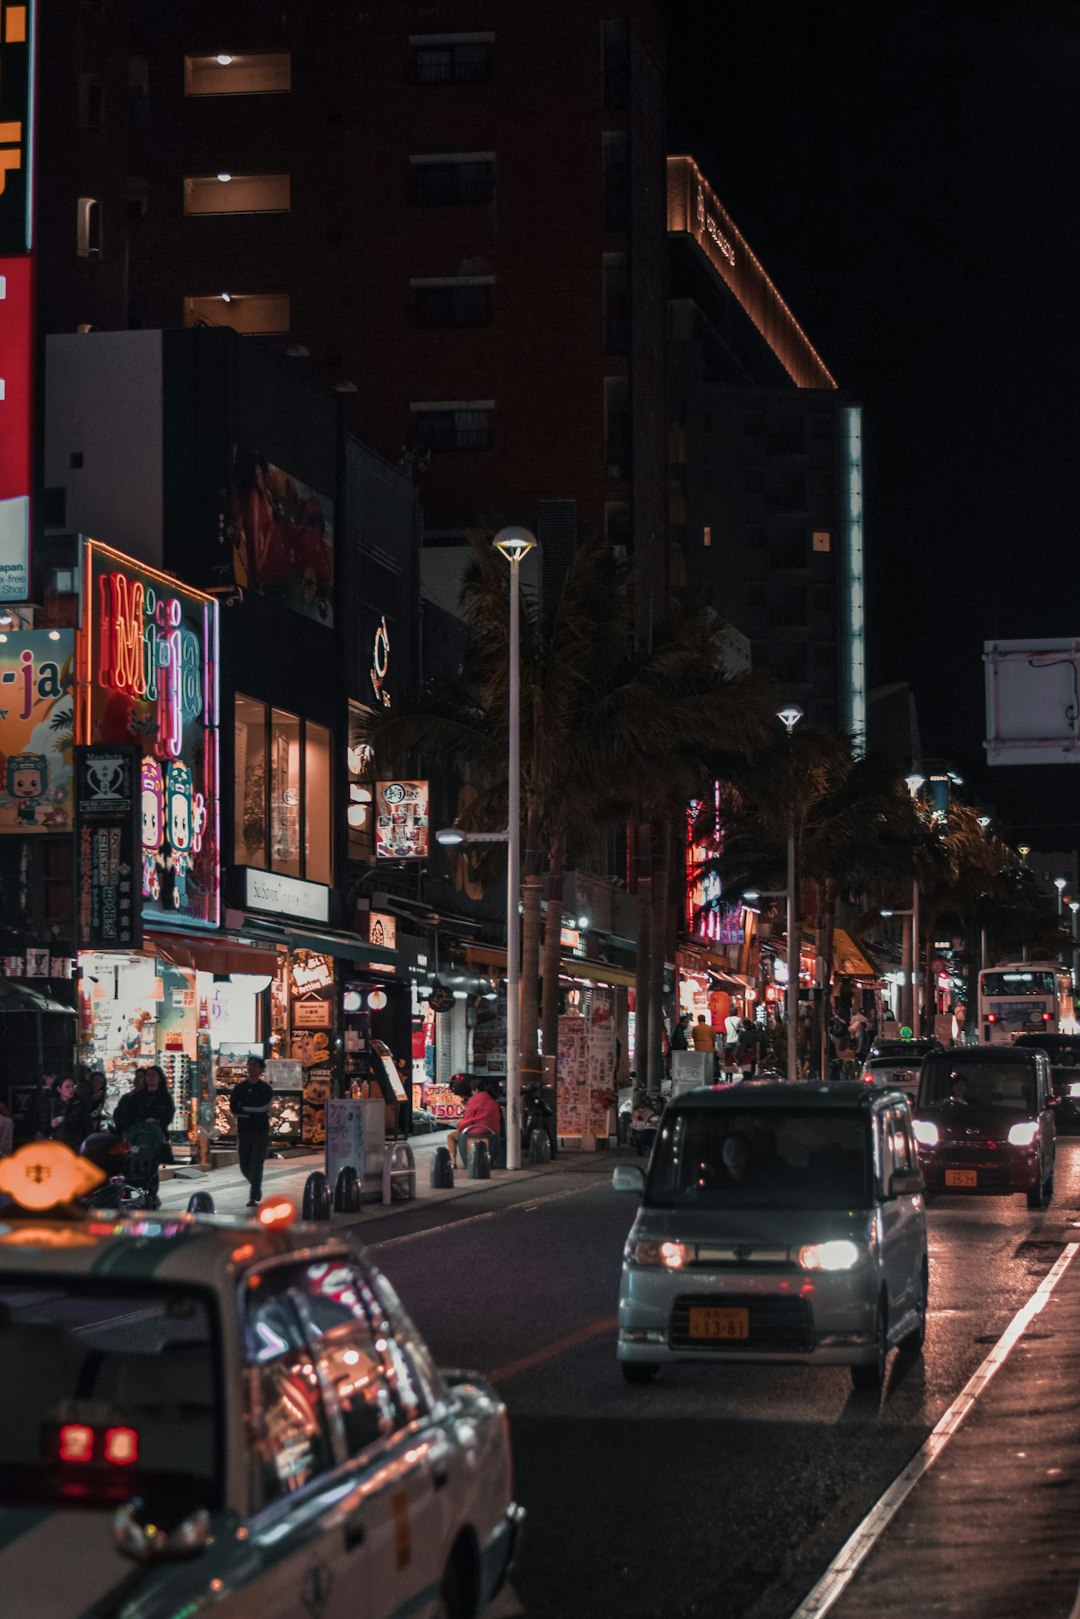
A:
[[365, 1143, 1080, 1619]]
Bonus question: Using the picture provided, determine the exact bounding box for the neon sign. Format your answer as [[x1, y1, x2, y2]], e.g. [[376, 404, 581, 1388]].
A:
[[83, 543, 220, 930], [370, 615, 391, 708]]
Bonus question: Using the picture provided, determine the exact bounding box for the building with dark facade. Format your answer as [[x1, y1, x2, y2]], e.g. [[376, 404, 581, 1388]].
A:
[[667, 156, 865, 737], [38, 0, 670, 633]]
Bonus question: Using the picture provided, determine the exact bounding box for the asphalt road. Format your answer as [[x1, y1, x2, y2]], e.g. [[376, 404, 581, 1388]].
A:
[[367, 1140, 1080, 1619]]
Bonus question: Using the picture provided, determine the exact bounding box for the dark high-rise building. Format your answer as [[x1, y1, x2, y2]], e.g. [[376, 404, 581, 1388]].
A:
[[667, 157, 865, 737], [38, 1, 670, 628]]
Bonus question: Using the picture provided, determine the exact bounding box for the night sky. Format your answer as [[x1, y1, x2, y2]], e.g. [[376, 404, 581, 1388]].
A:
[[668, 1, 1080, 850]]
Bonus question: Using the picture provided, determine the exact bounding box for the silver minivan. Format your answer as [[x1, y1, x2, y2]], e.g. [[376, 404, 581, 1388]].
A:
[[614, 1083, 928, 1391]]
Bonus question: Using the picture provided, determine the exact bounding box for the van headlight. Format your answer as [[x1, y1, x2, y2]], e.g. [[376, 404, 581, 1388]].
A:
[[1068, 1083, 1080, 1098], [1007, 1121, 1039, 1147], [798, 1239, 862, 1271], [624, 1239, 694, 1269], [912, 1119, 939, 1147]]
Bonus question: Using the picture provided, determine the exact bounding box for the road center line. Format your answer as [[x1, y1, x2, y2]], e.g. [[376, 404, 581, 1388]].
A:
[[488, 1314, 619, 1384], [367, 1180, 604, 1251], [789, 1241, 1080, 1619]]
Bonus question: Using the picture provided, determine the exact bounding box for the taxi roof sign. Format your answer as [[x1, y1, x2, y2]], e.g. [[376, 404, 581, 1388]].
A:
[[0, 1141, 104, 1210]]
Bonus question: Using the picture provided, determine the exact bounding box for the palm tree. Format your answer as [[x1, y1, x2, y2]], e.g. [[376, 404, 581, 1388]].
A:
[[375, 530, 775, 1116]]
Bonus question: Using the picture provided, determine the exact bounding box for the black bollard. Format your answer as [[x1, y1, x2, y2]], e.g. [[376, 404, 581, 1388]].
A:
[[333, 1164, 361, 1214], [302, 1171, 332, 1221], [467, 1137, 491, 1180], [187, 1190, 215, 1214], [528, 1127, 551, 1164], [429, 1145, 455, 1189]]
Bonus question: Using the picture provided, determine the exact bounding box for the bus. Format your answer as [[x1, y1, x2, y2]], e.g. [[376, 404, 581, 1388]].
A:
[[977, 962, 1077, 1045]]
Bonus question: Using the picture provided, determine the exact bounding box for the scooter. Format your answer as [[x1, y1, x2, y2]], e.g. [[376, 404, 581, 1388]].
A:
[[80, 1121, 164, 1212], [627, 1087, 667, 1157], [522, 1083, 555, 1157]]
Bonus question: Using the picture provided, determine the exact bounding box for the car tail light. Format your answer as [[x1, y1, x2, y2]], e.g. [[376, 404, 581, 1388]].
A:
[[57, 1423, 139, 1466], [58, 1424, 94, 1463], [1043, 1012, 1052, 1022], [103, 1427, 138, 1466], [987, 1014, 997, 1024]]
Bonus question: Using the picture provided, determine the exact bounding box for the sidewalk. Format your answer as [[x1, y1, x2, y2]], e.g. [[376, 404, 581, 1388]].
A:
[[800, 1243, 1080, 1619], [156, 1129, 607, 1220]]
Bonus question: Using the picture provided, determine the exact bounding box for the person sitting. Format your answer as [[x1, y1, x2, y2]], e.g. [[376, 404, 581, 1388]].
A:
[[447, 1079, 503, 1167], [948, 1075, 969, 1104]]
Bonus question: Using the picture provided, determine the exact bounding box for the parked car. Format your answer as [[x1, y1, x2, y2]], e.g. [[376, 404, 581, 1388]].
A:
[[0, 1163, 522, 1619], [613, 1082, 928, 1392], [912, 1045, 1056, 1208]]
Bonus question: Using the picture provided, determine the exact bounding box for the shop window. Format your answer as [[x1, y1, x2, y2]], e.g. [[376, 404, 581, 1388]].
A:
[[235, 695, 331, 884], [183, 293, 289, 335], [183, 174, 291, 216], [185, 53, 291, 97]]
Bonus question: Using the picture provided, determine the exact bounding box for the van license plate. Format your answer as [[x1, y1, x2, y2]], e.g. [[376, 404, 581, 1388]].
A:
[[946, 1169, 978, 1187], [689, 1306, 749, 1340]]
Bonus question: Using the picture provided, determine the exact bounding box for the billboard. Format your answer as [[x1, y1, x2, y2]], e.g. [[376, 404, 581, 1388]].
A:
[[0, 0, 34, 255], [375, 779, 429, 860], [0, 630, 74, 830], [984, 639, 1080, 766], [75, 745, 140, 950], [81, 542, 221, 928], [0, 256, 32, 598], [228, 449, 334, 626]]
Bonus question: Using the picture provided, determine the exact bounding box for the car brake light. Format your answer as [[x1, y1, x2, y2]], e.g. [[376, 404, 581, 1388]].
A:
[[987, 1014, 997, 1024], [103, 1426, 138, 1466], [59, 1424, 94, 1463], [1043, 1012, 1052, 1022]]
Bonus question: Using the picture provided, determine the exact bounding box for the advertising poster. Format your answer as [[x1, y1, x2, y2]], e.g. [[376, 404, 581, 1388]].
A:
[[557, 1012, 590, 1135], [0, 631, 75, 830], [228, 449, 334, 626], [587, 994, 618, 1136], [375, 779, 429, 860], [83, 544, 220, 930], [75, 745, 140, 951], [302, 1064, 333, 1145]]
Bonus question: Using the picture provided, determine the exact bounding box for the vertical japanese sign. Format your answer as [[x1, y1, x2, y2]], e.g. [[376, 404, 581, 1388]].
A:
[[75, 745, 141, 951], [81, 541, 221, 929], [0, 1, 35, 602]]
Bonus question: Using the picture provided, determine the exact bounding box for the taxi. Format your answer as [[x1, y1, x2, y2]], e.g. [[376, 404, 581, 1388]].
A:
[[0, 1142, 522, 1619]]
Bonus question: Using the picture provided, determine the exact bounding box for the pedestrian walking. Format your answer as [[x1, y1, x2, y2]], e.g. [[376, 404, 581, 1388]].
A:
[[137, 1065, 175, 1205], [230, 1055, 274, 1206], [0, 1101, 13, 1158]]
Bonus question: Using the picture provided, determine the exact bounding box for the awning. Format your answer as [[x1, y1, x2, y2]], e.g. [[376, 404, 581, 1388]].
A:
[[465, 943, 507, 973], [285, 926, 397, 969], [0, 980, 77, 1016], [560, 956, 636, 990], [148, 930, 282, 978]]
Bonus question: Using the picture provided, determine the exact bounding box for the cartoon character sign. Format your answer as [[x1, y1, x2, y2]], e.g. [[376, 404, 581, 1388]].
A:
[[162, 759, 207, 912], [7, 753, 48, 826], [141, 757, 164, 902]]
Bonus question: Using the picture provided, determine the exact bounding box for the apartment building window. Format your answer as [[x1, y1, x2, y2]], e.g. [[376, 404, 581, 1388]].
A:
[[604, 377, 632, 480], [603, 253, 630, 355], [411, 277, 493, 328], [412, 33, 493, 84], [603, 132, 630, 231], [411, 154, 495, 206], [183, 293, 289, 334], [184, 174, 291, 216], [76, 197, 102, 257], [80, 76, 104, 131], [235, 696, 332, 886], [411, 402, 494, 452], [602, 19, 630, 110], [605, 502, 631, 556], [185, 52, 291, 96]]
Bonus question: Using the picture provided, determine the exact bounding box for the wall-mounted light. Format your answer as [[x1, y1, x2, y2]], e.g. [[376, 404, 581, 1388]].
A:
[[216, 54, 233, 65], [367, 989, 387, 1010], [217, 172, 232, 183], [220, 291, 232, 303]]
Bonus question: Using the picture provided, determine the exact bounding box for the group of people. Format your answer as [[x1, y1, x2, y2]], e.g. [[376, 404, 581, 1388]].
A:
[[24, 1066, 176, 1202], [669, 1011, 763, 1077]]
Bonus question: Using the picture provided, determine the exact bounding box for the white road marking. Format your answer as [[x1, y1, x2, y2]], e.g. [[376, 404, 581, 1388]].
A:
[[789, 1241, 1080, 1619], [368, 1180, 604, 1250]]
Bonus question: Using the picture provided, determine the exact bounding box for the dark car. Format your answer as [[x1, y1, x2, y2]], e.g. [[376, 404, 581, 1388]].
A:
[[912, 1046, 1056, 1208], [866, 1038, 944, 1063], [1013, 1033, 1080, 1065], [858, 1053, 925, 1098], [1049, 1068, 1080, 1129]]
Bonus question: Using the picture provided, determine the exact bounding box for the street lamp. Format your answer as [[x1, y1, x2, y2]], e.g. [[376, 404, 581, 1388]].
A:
[[436, 827, 509, 846], [777, 705, 803, 1080], [493, 525, 537, 1170], [1017, 844, 1031, 863], [1070, 900, 1080, 998]]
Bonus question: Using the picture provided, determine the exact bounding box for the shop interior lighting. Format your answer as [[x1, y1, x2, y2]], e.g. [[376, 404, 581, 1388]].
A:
[[216, 54, 233, 65], [220, 291, 232, 303], [577, 915, 589, 929], [229, 972, 273, 993], [217, 172, 232, 183]]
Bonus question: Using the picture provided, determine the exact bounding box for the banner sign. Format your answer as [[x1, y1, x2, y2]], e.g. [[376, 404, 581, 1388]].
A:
[[375, 778, 429, 860], [0, 256, 32, 599], [227, 449, 334, 626], [0, 0, 34, 255], [75, 745, 141, 951], [82, 542, 220, 929], [0, 629, 74, 830]]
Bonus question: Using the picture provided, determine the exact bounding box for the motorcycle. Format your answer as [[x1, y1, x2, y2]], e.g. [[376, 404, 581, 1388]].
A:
[[80, 1120, 165, 1212], [623, 1085, 668, 1157], [522, 1083, 555, 1157]]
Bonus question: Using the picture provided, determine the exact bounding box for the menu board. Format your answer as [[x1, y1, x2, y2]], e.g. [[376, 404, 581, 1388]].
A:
[[302, 1065, 333, 1145], [557, 1013, 590, 1134], [587, 995, 617, 1135]]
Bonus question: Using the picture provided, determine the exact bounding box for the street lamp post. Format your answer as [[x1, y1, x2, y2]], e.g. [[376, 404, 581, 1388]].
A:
[[1070, 900, 1079, 1001], [777, 705, 803, 1081], [493, 526, 536, 1170]]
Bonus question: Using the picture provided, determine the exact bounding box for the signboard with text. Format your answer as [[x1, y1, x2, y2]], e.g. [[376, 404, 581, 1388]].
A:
[[0, 630, 74, 830], [375, 779, 429, 860], [81, 543, 220, 929], [75, 745, 141, 951], [0, 0, 34, 255], [0, 256, 32, 599]]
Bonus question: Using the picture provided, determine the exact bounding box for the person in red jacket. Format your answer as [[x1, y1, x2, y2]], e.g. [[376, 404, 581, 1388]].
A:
[[448, 1079, 503, 1167]]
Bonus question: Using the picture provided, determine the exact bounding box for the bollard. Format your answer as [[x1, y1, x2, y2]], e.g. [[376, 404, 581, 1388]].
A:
[[333, 1165, 361, 1214], [383, 1141, 417, 1204], [528, 1127, 551, 1164], [187, 1190, 215, 1214], [467, 1137, 492, 1180], [429, 1145, 455, 1189], [302, 1170, 332, 1221]]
